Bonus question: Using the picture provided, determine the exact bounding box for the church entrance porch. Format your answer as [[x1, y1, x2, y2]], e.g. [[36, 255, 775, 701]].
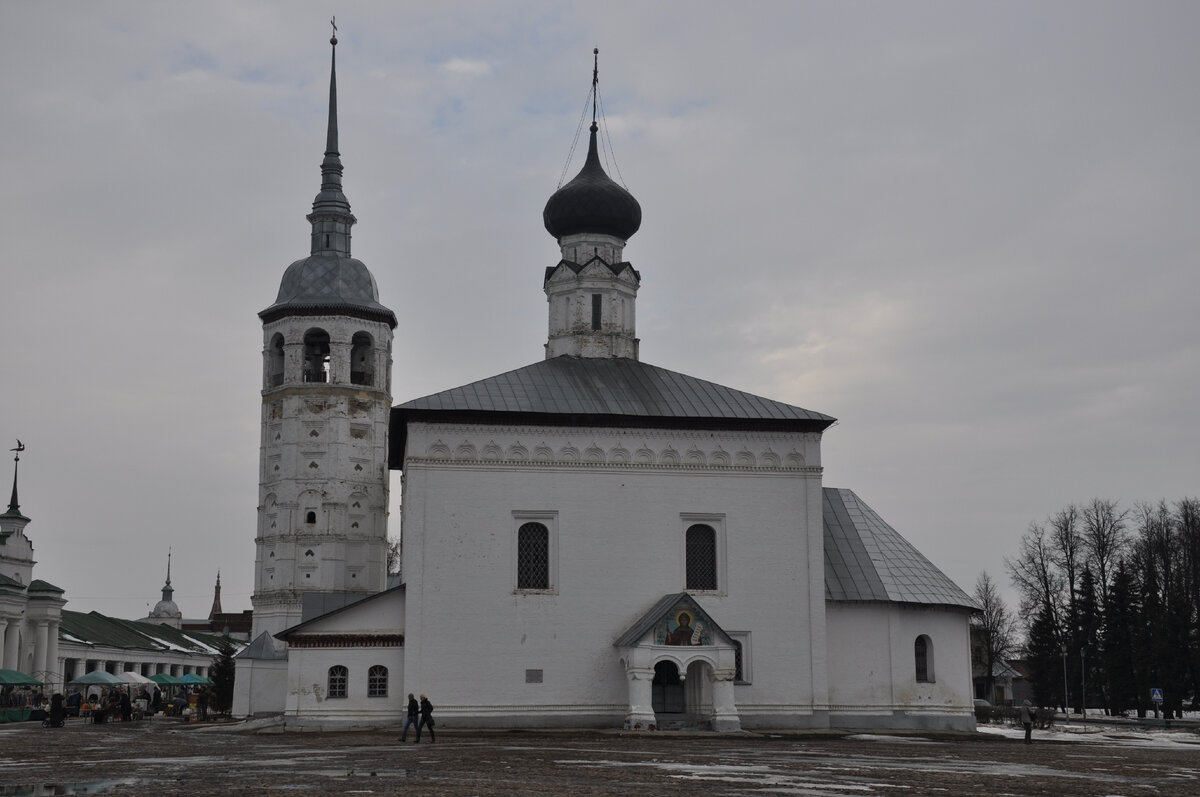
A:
[[616, 593, 743, 732], [651, 659, 720, 730]]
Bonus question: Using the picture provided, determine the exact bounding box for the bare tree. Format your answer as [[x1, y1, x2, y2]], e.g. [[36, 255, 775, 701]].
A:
[[387, 536, 402, 575], [1049, 504, 1083, 621], [1081, 498, 1129, 608], [1006, 521, 1065, 627], [972, 571, 1018, 703]]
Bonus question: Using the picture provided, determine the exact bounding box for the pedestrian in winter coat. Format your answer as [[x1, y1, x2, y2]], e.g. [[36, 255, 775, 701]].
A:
[[415, 695, 435, 743], [1019, 699, 1034, 744], [400, 693, 419, 742]]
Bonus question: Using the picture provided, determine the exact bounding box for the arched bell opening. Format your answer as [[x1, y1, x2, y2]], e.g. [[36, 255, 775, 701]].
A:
[[267, 333, 285, 388], [303, 328, 331, 383], [350, 331, 375, 386]]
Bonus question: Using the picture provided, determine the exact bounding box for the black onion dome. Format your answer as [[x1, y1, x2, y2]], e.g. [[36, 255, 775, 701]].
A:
[[544, 123, 641, 241]]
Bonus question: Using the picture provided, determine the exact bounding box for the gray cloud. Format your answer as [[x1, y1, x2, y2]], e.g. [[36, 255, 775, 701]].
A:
[[2, 1, 1197, 618]]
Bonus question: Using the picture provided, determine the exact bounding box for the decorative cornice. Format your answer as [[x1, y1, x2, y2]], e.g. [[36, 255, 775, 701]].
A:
[[287, 633, 404, 648], [403, 423, 819, 473]]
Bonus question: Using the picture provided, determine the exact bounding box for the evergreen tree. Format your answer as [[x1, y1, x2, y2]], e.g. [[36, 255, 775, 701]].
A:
[[209, 636, 237, 715], [1075, 566, 1101, 712], [1101, 559, 1139, 715], [1025, 603, 1065, 710]]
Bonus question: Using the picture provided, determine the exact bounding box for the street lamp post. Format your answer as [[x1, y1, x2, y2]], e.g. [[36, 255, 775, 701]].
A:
[[1081, 647, 1087, 720], [1061, 643, 1070, 724]]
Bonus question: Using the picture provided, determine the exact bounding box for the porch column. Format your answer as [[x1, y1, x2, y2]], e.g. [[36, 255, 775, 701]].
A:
[[709, 666, 741, 732], [33, 619, 49, 676], [0, 619, 7, 669], [46, 621, 60, 687], [2, 621, 18, 670], [623, 665, 657, 731]]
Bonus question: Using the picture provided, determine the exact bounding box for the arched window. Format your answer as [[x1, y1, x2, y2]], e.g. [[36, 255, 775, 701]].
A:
[[327, 665, 348, 698], [368, 665, 388, 697], [268, 333, 285, 387], [685, 524, 717, 591], [915, 635, 935, 683], [303, 328, 331, 383], [350, 331, 374, 386], [306, 511, 316, 524], [517, 522, 550, 590]]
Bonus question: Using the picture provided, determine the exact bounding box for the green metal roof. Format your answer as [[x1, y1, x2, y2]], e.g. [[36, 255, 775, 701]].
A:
[[58, 610, 239, 655]]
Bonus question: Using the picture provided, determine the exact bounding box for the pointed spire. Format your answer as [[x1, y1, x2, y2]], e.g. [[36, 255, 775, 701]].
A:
[[592, 47, 599, 126], [4, 440, 25, 519], [162, 549, 174, 602], [209, 570, 224, 619], [308, 20, 356, 257]]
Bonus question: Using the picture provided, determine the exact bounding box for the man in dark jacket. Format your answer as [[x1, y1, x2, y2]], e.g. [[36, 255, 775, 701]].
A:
[[415, 695, 435, 743], [400, 693, 419, 742]]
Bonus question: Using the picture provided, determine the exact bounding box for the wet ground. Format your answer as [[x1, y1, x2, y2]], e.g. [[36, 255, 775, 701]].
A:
[[1, 718, 1198, 796]]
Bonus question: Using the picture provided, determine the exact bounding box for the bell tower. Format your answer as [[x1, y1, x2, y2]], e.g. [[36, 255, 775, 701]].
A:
[[251, 31, 397, 638]]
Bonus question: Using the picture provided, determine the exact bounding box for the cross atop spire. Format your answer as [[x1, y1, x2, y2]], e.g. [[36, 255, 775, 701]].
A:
[[308, 24, 356, 257], [5, 440, 25, 518], [162, 548, 174, 601]]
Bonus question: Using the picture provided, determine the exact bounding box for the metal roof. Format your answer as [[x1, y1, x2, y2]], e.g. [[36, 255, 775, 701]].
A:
[[58, 610, 238, 654], [259, 254, 396, 327], [397, 356, 835, 426], [823, 488, 978, 610]]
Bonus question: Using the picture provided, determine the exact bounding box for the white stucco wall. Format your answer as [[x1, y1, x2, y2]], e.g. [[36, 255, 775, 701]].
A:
[[825, 601, 975, 731], [400, 421, 827, 728], [233, 656, 288, 717], [282, 588, 406, 729]]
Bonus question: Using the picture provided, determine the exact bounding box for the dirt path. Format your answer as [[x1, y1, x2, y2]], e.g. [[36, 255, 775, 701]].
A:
[[2, 719, 1198, 795]]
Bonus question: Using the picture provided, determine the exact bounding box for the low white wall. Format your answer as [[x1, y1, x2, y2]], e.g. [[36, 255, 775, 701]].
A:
[[826, 601, 975, 731], [233, 657, 287, 717]]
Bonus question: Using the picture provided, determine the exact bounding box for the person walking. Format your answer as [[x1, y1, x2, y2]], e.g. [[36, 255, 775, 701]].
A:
[[400, 693, 419, 742], [1019, 699, 1034, 744], [414, 694, 435, 743]]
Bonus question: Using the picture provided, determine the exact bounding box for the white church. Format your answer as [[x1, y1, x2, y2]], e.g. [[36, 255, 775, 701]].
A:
[[233, 37, 978, 732]]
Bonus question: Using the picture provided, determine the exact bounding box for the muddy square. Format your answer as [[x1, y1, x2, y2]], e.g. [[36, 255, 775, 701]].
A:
[[1, 720, 1198, 796]]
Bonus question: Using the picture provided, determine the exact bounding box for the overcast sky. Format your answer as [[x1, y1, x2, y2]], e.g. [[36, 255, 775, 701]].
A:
[[2, 1, 1197, 622]]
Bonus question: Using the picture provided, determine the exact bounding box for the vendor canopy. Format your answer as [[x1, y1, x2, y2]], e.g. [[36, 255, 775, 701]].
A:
[[148, 674, 185, 685], [119, 671, 155, 685], [69, 670, 126, 686], [0, 669, 41, 686], [179, 673, 212, 685]]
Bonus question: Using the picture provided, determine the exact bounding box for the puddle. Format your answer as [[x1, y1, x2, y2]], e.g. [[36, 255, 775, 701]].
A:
[[0, 780, 141, 796]]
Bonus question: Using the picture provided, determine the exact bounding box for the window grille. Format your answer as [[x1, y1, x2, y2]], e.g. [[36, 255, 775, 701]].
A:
[[367, 665, 388, 697], [327, 665, 348, 698], [733, 639, 744, 683], [685, 524, 717, 591], [517, 522, 550, 590]]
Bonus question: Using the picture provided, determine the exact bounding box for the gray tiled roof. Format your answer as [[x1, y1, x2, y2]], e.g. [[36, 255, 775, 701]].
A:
[[398, 356, 835, 426], [259, 253, 397, 327], [824, 488, 977, 609]]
